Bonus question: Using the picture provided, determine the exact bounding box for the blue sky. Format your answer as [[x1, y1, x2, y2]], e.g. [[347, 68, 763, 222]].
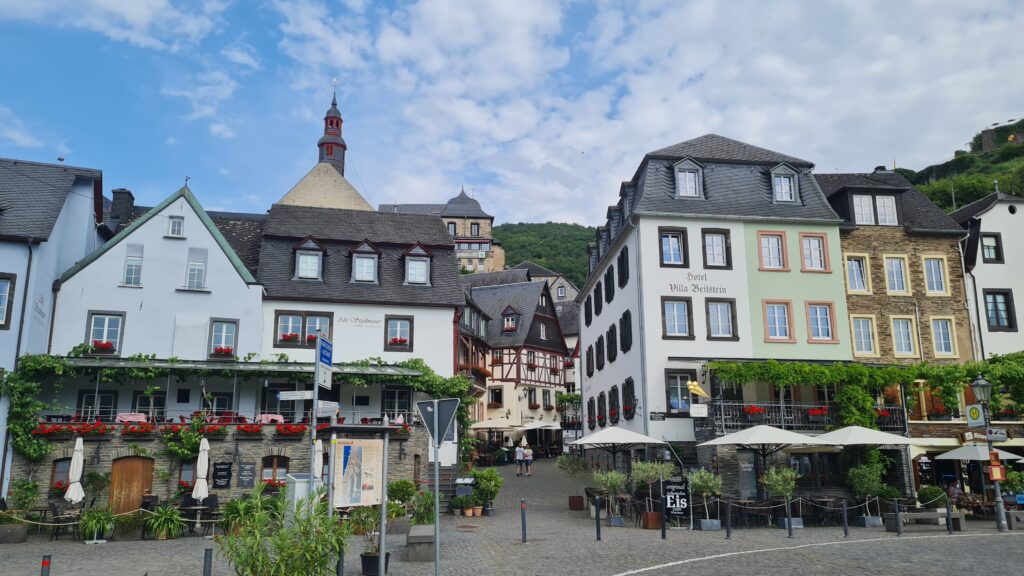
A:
[[1, 1, 1023, 224]]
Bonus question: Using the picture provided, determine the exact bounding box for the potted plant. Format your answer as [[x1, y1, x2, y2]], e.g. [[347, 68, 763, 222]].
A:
[[145, 505, 185, 540], [760, 466, 801, 529], [806, 406, 828, 424], [462, 495, 476, 517], [348, 503, 402, 576], [410, 490, 435, 526], [275, 423, 308, 438], [743, 405, 766, 422], [556, 455, 589, 510], [471, 467, 504, 516], [471, 496, 484, 517], [592, 470, 628, 526], [928, 407, 952, 421], [386, 480, 416, 534], [112, 511, 145, 540], [630, 461, 676, 530], [687, 469, 722, 531], [0, 479, 38, 544], [80, 507, 115, 542], [449, 496, 464, 516], [847, 462, 885, 527]]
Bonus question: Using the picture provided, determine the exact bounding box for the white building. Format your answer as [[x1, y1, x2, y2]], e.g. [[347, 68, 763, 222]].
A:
[[952, 190, 1024, 357]]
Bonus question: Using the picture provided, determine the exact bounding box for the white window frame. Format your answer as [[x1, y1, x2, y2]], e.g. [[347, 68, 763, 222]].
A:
[[663, 300, 691, 337], [704, 232, 728, 267], [884, 255, 909, 295], [447, 222, 456, 236], [305, 315, 331, 340], [765, 303, 792, 341], [930, 317, 957, 357], [707, 301, 734, 338], [850, 315, 878, 357], [186, 261, 206, 290], [661, 232, 684, 265], [852, 195, 875, 225], [876, 195, 898, 225], [167, 216, 185, 237], [277, 314, 303, 343], [807, 303, 834, 341], [923, 257, 948, 295], [557, 286, 566, 298], [0, 276, 11, 327], [773, 174, 796, 202], [890, 316, 918, 357], [123, 255, 143, 287], [296, 251, 322, 280], [88, 312, 124, 352], [540, 324, 548, 340], [406, 257, 429, 285], [800, 234, 827, 271], [503, 315, 516, 332], [759, 233, 786, 270], [353, 254, 377, 282], [209, 320, 237, 355], [677, 169, 699, 197], [845, 254, 871, 293]]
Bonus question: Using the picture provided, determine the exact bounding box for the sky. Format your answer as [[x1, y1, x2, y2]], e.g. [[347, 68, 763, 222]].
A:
[[0, 0, 1022, 225]]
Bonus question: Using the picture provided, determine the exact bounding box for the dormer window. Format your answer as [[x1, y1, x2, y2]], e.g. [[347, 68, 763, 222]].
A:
[[503, 316, 517, 332], [773, 175, 795, 201], [678, 170, 699, 197], [296, 252, 321, 279], [852, 194, 899, 226], [406, 258, 428, 284], [354, 255, 376, 281]]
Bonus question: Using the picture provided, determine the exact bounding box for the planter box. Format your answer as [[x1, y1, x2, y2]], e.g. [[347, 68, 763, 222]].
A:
[[111, 526, 144, 541], [408, 525, 435, 562], [855, 515, 883, 528], [775, 517, 803, 529], [929, 414, 953, 421], [569, 495, 586, 510], [807, 415, 828, 424], [233, 434, 265, 441], [641, 511, 662, 530], [745, 415, 765, 423], [0, 524, 28, 544], [696, 519, 721, 531], [82, 436, 112, 442], [119, 435, 156, 441], [275, 435, 304, 441], [360, 552, 390, 576], [388, 516, 410, 535]]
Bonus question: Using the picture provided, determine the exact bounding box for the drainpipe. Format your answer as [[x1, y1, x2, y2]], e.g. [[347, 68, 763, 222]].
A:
[[913, 302, 924, 361], [967, 269, 986, 361]]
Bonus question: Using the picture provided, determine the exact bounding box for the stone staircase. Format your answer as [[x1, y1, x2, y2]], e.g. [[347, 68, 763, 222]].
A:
[[418, 464, 459, 510]]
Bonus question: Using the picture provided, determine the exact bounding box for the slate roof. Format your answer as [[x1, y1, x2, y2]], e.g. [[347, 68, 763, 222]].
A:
[[950, 191, 1023, 224], [379, 189, 492, 219], [0, 157, 101, 241], [512, 260, 559, 277], [814, 172, 963, 233], [258, 203, 464, 306], [459, 268, 531, 288], [555, 300, 580, 336], [468, 281, 546, 347], [378, 203, 443, 215], [648, 134, 814, 167]]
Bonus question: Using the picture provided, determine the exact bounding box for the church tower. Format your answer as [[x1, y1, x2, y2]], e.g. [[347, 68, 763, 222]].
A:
[[317, 93, 347, 174]]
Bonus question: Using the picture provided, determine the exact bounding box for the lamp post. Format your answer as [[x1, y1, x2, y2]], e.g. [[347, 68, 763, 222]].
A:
[[970, 374, 1008, 532]]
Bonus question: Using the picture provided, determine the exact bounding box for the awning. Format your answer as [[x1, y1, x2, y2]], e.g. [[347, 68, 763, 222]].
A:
[[469, 418, 522, 430], [62, 357, 422, 376], [935, 444, 1024, 462], [815, 426, 913, 446]]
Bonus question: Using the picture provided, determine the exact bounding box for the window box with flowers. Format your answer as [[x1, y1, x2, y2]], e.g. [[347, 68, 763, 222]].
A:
[[306, 334, 318, 344], [262, 479, 285, 494], [30, 424, 74, 439], [609, 407, 620, 424], [743, 405, 766, 422], [623, 401, 636, 420], [50, 480, 68, 498], [279, 332, 301, 344], [550, 366, 560, 375], [597, 413, 607, 427], [392, 422, 412, 440], [928, 408, 952, 421], [120, 423, 156, 438], [997, 407, 1019, 421], [528, 403, 541, 410], [90, 340, 116, 355], [389, 337, 409, 346], [275, 423, 308, 439], [235, 423, 264, 439], [175, 480, 193, 499], [201, 424, 227, 439], [806, 406, 828, 424], [875, 408, 892, 419], [587, 416, 596, 430], [487, 401, 502, 410], [210, 346, 234, 359], [543, 404, 555, 411], [563, 358, 574, 368]]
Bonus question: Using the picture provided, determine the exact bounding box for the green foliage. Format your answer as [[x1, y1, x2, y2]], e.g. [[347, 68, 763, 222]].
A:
[[556, 455, 589, 478], [216, 488, 350, 576], [347, 503, 403, 556], [687, 468, 722, 519], [80, 507, 115, 540], [1004, 470, 1024, 494], [9, 479, 40, 512], [834, 384, 878, 429], [471, 467, 504, 505], [629, 461, 676, 490], [410, 490, 435, 525], [760, 466, 799, 499], [916, 485, 946, 507], [84, 471, 110, 500], [556, 392, 581, 405], [386, 479, 417, 505], [878, 484, 901, 500], [449, 495, 465, 511], [145, 505, 185, 539], [114, 511, 145, 531], [160, 417, 206, 460], [492, 222, 596, 288], [847, 463, 885, 501], [592, 470, 628, 497], [0, 354, 76, 462]]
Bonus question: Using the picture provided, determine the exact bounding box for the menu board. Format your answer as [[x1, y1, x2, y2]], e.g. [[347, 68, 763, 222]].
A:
[[333, 439, 384, 508], [212, 462, 232, 489], [237, 462, 256, 489], [663, 480, 690, 517]]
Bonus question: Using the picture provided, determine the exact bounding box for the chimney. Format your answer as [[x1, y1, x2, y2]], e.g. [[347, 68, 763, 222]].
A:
[[110, 188, 135, 226], [873, 165, 891, 174]]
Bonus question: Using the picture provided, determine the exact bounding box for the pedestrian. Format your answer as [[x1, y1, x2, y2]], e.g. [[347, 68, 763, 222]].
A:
[[515, 444, 525, 476], [524, 445, 534, 476]]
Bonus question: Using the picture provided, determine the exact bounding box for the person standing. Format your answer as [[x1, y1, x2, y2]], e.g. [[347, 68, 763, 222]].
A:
[[524, 446, 534, 477], [515, 444, 525, 476]]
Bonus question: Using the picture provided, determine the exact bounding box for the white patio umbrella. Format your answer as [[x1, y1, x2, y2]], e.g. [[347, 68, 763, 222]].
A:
[[519, 420, 550, 431], [815, 426, 913, 447], [64, 437, 85, 505], [935, 444, 1024, 462], [469, 418, 522, 430], [571, 425, 667, 467], [191, 438, 210, 532], [312, 439, 324, 489], [699, 425, 832, 494]]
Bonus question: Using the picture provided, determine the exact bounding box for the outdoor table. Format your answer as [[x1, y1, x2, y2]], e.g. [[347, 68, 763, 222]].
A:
[[733, 499, 755, 528], [115, 412, 148, 423], [810, 497, 837, 526], [179, 505, 210, 536], [255, 414, 285, 424]]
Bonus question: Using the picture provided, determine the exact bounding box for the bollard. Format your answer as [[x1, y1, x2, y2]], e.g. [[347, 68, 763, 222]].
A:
[[521, 499, 527, 544], [893, 499, 902, 537], [725, 500, 732, 539], [595, 496, 602, 541], [945, 494, 954, 535], [661, 496, 667, 540], [337, 549, 344, 576], [841, 498, 849, 538], [785, 497, 794, 539], [203, 548, 213, 576], [40, 555, 51, 576]]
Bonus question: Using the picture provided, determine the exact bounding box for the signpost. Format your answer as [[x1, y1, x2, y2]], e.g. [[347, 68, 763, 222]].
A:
[[663, 480, 690, 517], [416, 398, 461, 576], [317, 400, 339, 418], [987, 428, 1008, 442], [277, 390, 314, 401], [312, 334, 332, 504]]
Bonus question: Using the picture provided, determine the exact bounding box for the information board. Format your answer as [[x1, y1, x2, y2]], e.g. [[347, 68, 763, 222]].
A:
[[237, 462, 256, 489], [212, 462, 232, 489], [333, 439, 384, 508]]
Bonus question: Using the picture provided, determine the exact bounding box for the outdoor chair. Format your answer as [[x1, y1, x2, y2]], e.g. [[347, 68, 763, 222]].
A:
[[200, 495, 220, 536], [48, 502, 80, 541]]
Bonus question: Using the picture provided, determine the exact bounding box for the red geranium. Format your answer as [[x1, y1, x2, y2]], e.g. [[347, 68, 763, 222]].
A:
[[875, 408, 892, 418], [263, 479, 285, 488], [237, 423, 263, 434], [276, 423, 308, 436], [213, 346, 234, 355], [744, 405, 766, 415], [389, 337, 408, 345], [807, 407, 828, 417], [280, 333, 300, 342], [91, 340, 114, 350], [201, 424, 226, 434], [307, 334, 317, 343], [121, 423, 155, 435]]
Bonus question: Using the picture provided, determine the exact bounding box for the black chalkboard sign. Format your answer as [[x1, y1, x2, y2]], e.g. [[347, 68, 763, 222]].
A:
[[238, 462, 256, 489], [663, 479, 690, 517], [213, 462, 232, 489]]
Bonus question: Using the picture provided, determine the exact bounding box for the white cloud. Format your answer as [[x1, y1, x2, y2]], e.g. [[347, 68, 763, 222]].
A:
[[162, 70, 239, 120], [0, 0, 229, 51], [209, 122, 236, 139], [222, 41, 261, 70], [0, 106, 43, 148], [218, 166, 231, 175], [271, 0, 371, 90]]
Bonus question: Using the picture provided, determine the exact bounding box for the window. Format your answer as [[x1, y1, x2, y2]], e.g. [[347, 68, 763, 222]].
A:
[[353, 255, 377, 282], [666, 372, 695, 416], [585, 346, 594, 378], [51, 458, 71, 491], [845, 254, 870, 293], [167, 215, 184, 237], [620, 310, 633, 352], [185, 247, 208, 290], [607, 325, 618, 363], [527, 351, 536, 369], [595, 336, 605, 369], [471, 223, 480, 236], [659, 229, 687, 267], [540, 324, 548, 340], [773, 174, 795, 201], [884, 256, 909, 294], [800, 234, 829, 272], [931, 318, 957, 357], [852, 195, 875, 225], [277, 314, 302, 343], [604, 266, 615, 302], [890, 317, 917, 356], [981, 234, 1004, 263], [584, 297, 593, 326], [594, 282, 603, 315], [503, 315, 517, 332], [383, 389, 411, 416], [542, 389, 551, 408], [876, 196, 898, 225], [706, 299, 736, 340], [492, 350, 502, 364], [617, 247, 629, 287], [385, 315, 413, 351], [851, 315, 878, 356], [702, 229, 731, 269], [984, 290, 1017, 331], [306, 315, 330, 340], [488, 387, 503, 407], [447, 222, 456, 236], [77, 389, 118, 421], [662, 298, 693, 339], [88, 312, 123, 353], [806, 302, 836, 342], [758, 232, 787, 271], [209, 319, 237, 356], [210, 392, 233, 413], [296, 252, 321, 279], [180, 461, 196, 485], [557, 286, 566, 298], [122, 244, 143, 286], [276, 311, 332, 345], [923, 257, 947, 295], [540, 295, 547, 307], [764, 301, 793, 341], [0, 273, 15, 330], [678, 169, 699, 197], [132, 390, 166, 418], [406, 258, 429, 284], [587, 397, 596, 429], [262, 456, 289, 484]]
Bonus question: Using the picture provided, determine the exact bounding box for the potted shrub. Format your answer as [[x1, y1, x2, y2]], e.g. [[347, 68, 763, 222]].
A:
[[556, 455, 590, 510], [145, 504, 185, 540], [348, 504, 402, 576], [760, 467, 801, 529], [449, 496, 464, 516], [386, 480, 416, 534], [847, 462, 884, 527], [630, 461, 676, 530], [462, 495, 476, 517], [687, 469, 722, 531], [112, 511, 145, 540], [80, 507, 115, 542], [593, 470, 628, 527], [0, 479, 38, 544], [471, 496, 484, 517], [471, 467, 504, 516], [410, 490, 435, 526]]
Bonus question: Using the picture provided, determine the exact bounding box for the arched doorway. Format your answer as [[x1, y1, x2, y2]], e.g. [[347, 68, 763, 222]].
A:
[[109, 456, 154, 514]]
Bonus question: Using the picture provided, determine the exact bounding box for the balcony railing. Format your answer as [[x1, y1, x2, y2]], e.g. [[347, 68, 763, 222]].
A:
[[700, 401, 907, 437], [40, 408, 418, 426]]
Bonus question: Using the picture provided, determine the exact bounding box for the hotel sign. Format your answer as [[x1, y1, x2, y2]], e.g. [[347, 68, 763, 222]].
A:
[[668, 271, 729, 296]]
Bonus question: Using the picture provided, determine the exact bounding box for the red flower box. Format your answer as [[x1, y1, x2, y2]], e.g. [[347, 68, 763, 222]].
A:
[[389, 337, 409, 345], [201, 424, 226, 435], [121, 423, 155, 436], [237, 423, 263, 435], [528, 403, 541, 410], [609, 408, 619, 418], [279, 333, 300, 342], [550, 367, 560, 375], [33, 422, 117, 436], [263, 479, 285, 488], [51, 480, 67, 495], [487, 401, 502, 409], [743, 405, 766, 415], [563, 359, 574, 368], [306, 334, 317, 343], [213, 346, 234, 356], [544, 404, 556, 411], [91, 340, 114, 351], [275, 423, 308, 436], [159, 424, 183, 434], [807, 407, 828, 417]]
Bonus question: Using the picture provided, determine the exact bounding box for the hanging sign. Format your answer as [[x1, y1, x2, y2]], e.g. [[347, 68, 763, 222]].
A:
[[966, 404, 985, 428], [990, 465, 1007, 482], [649, 412, 666, 421], [317, 335, 333, 390], [237, 462, 256, 489]]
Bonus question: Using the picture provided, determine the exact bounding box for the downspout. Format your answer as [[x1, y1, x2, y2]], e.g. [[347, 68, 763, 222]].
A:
[[13, 238, 35, 369], [47, 280, 60, 354], [968, 271, 986, 360], [633, 217, 650, 436], [913, 301, 924, 361]]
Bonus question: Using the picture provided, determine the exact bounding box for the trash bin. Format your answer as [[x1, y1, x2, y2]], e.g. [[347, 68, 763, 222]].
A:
[[455, 477, 475, 497]]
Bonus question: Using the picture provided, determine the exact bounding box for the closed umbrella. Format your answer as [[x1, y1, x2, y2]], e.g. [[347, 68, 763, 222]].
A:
[[313, 439, 324, 489], [64, 437, 85, 505], [192, 438, 210, 532]]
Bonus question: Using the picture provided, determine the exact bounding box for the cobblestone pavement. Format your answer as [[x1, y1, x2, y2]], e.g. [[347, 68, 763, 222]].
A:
[[2, 459, 1023, 575]]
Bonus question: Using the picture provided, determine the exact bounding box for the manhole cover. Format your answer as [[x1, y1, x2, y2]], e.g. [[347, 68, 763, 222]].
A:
[[456, 524, 478, 532]]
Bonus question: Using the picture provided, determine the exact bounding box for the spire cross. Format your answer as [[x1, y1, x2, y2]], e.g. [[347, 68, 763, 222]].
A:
[[184, 176, 191, 187]]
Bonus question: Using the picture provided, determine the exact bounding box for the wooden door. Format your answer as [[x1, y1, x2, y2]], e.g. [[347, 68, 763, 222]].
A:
[[109, 456, 154, 514]]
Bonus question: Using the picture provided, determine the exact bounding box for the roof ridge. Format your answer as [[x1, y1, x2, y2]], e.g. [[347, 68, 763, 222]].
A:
[[0, 157, 102, 175]]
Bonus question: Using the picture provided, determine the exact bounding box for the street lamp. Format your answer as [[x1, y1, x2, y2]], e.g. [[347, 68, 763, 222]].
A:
[[970, 374, 1008, 532]]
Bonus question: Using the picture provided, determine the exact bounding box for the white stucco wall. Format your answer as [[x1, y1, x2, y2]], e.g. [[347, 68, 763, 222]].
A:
[[50, 195, 264, 360], [969, 198, 1024, 356]]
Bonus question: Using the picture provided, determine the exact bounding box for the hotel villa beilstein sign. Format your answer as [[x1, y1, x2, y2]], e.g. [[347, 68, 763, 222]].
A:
[[668, 271, 729, 295]]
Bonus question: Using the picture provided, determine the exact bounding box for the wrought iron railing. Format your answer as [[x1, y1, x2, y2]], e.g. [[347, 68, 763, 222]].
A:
[[703, 401, 907, 435]]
